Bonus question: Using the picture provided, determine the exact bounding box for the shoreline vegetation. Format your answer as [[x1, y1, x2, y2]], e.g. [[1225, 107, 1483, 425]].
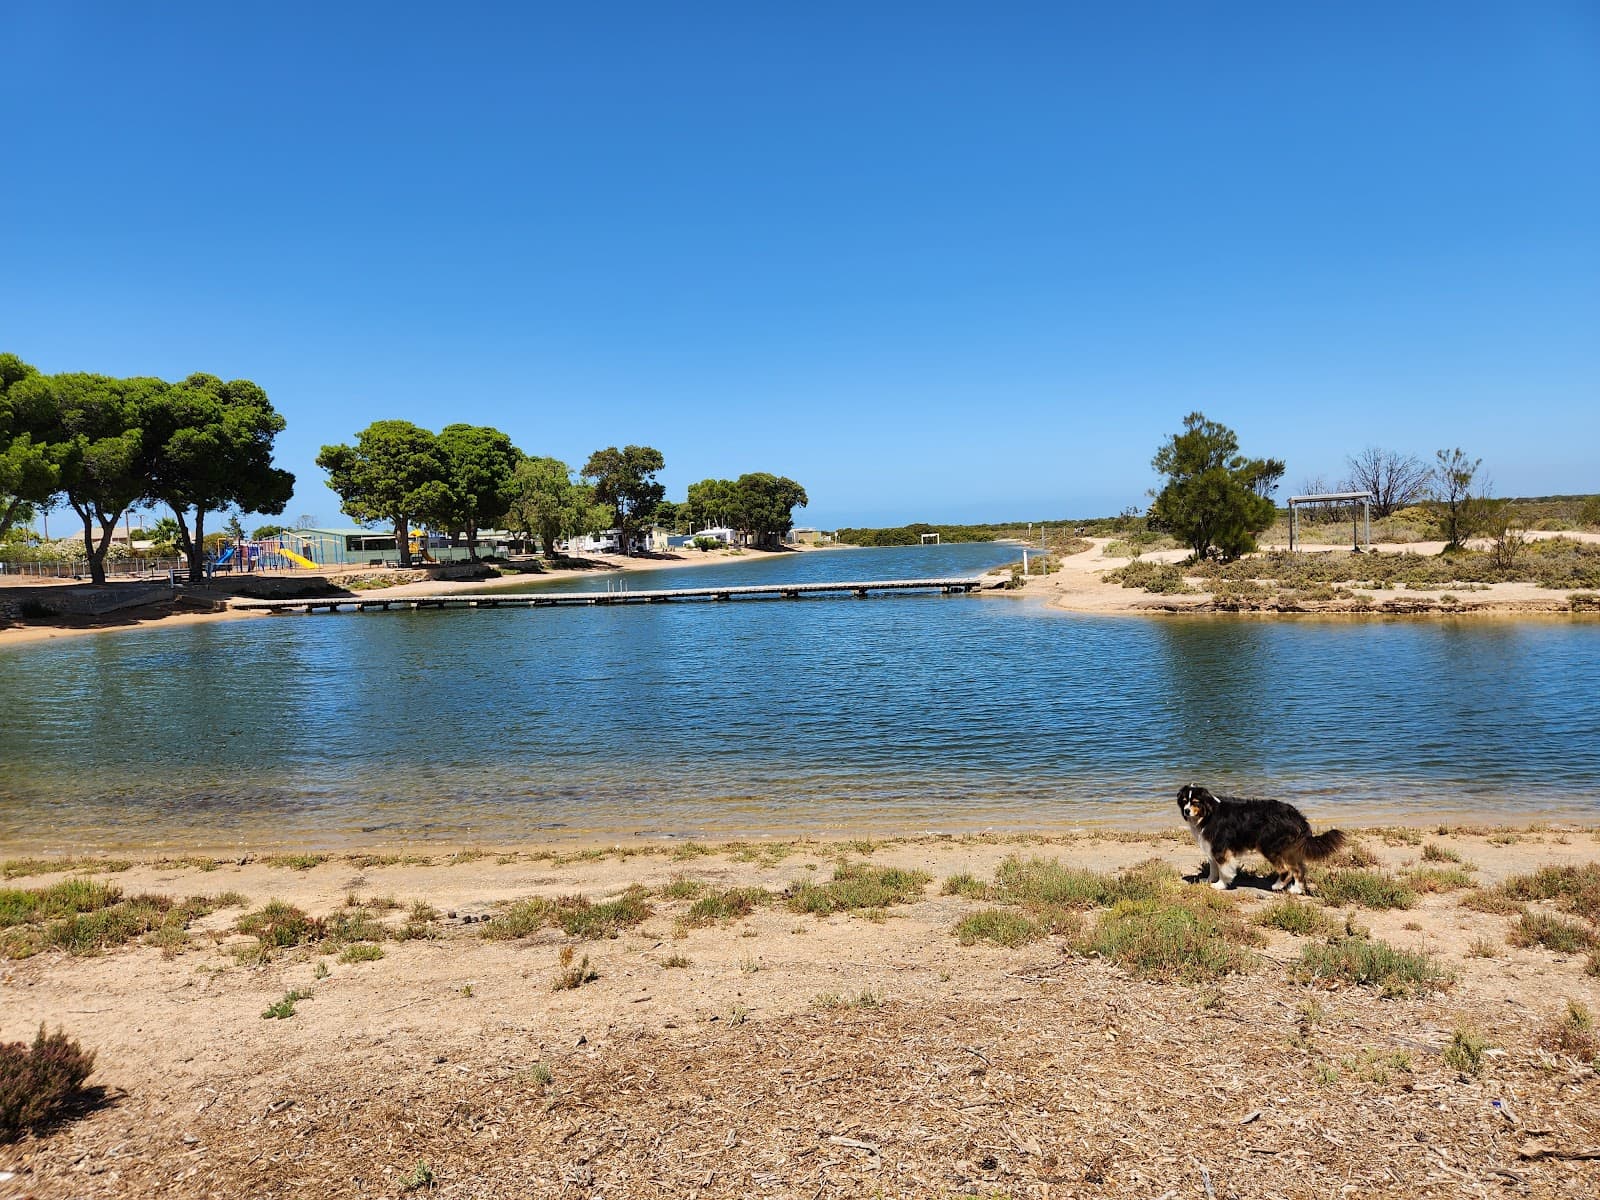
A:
[[4, 824, 1598, 1196]]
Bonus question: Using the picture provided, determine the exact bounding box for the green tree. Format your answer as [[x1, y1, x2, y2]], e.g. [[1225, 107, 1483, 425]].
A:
[[433, 424, 521, 560], [143, 373, 295, 582], [44, 373, 161, 583], [683, 478, 736, 531], [1148, 412, 1282, 562], [581, 445, 665, 556], [0, 354, 63, 542], [252, 523, 288, 540], [317, 421, 450, 567], [1431, 448, 1487, 551], [730, 473, 808, 547], [506, 456, 607, 557]]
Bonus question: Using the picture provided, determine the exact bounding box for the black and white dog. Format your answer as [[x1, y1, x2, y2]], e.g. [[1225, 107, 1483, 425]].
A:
[[1176, 784, 1346, 894]]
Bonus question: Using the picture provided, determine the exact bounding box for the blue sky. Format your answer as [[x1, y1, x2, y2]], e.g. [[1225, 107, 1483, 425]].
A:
[[3, 2, 1596, 529]]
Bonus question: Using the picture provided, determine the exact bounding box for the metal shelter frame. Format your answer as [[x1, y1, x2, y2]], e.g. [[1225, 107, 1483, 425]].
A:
[[1288, 490, 1373, 552]]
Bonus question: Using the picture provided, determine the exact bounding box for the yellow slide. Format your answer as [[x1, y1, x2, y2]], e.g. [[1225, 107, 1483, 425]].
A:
[[277, 546, 319, 569]]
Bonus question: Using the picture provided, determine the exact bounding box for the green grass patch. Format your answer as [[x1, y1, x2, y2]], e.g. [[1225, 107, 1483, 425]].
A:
[[482, 887, 653, 941], [1496, 863, 1600, 923], [1401, 867, 1476, 893], [685, 887, 772, 926], [338, 942, 386, 964], [1443, 1027, 1491, 1075], [1509, 911, 1598, 954], [992, 855, 1176, 910], [1318, 870, 1417, 910], [261, 988, 311, 1020], [0, 883, 239, 959], [1294, 937, 1453, 998], [941, 872, 991, 899], [786, 864, 931, 916], [235, 901, 325, 948], [261, 853, 329, 871], [953, 908, 1047, 947], [1256, 899, 1335, 937], [1420, 843, 1466, 865], [0, 856, 132, 880], [658, 876, 706, 900], [1072, 894, 1261, 982]]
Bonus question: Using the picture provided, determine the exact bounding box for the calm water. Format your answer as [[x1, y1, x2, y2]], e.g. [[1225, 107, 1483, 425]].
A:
[[3, 544, 1598, 851]]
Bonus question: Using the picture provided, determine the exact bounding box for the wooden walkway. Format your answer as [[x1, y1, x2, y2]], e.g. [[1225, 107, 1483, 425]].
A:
[[231, 577, 990, 615]]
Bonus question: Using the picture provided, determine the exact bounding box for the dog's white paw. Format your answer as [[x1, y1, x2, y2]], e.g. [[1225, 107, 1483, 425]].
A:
[[1210, 879, 1228, 891], [1287, 880, 1304, 895], [1271, 878, 1288, 891]]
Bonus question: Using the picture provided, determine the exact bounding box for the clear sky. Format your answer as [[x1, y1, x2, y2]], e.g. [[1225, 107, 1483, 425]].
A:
[[3, 1, 1596, 529]]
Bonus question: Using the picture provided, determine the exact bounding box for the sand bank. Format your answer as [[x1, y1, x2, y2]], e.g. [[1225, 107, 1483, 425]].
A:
[[3, 826, 1598, 1197]]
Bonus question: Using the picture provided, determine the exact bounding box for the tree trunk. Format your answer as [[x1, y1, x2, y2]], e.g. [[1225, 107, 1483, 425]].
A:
[[190, 509, 207, 583], [0, 497, 21, 543], [93, 512, 119, 585], [75, 506, 105, 584], [395, 517, 411, 567], [466, 520, 479, 562]]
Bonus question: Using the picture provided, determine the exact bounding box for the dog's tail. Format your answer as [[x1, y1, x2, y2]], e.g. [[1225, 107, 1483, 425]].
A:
[[1301, 828, 1347, 861]]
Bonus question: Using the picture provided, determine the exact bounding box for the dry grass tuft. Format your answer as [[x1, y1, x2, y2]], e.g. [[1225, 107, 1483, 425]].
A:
[[1537, 1000, 1598, 1060], [1317, 870, 1417, 910], [1295, 937, 1453, 998], [483, 887, 653, 941], [1072, 893, 1261, 983]]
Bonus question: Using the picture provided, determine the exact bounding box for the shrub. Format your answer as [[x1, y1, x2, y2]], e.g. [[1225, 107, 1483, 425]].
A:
[[1103, 560, 1193, 594], [338, 942, 386, 964], [0, 1027, 96, 1143], [1420, 843, 1465, 864], [552, 945, 596, 990], [261, 988, 311, 1020], [1294, 938, 1453, 998]]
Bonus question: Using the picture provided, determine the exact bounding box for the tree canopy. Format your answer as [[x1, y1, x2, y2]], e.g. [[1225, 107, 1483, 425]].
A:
[[582, 445, 665, 555], [143, 373, 295, 581], [433, 423, 521, 559], [0, 354, 61, 542], [1148, 412, 1282, 562], [731, 473, 808, 545], [506, 456, 608, 557], [317, 421, 451, 567]]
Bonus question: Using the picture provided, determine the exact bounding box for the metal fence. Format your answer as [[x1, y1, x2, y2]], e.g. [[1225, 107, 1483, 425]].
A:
[[0, 557, 188, 579]]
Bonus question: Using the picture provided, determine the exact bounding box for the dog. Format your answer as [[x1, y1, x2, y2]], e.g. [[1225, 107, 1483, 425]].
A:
[[1176, 784, 1345, 894]]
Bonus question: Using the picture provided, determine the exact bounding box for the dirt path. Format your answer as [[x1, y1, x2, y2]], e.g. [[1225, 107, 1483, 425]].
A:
[[4, 827, 1598, 1198]]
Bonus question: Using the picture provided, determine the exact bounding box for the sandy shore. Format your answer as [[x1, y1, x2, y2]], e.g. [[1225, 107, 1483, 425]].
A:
[[3, 826, 1598, 1198], [1016, 533, 1600, 617]]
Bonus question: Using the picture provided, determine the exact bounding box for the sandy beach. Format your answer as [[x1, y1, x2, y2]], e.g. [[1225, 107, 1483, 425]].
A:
[[3, 826, 1598, 1198]]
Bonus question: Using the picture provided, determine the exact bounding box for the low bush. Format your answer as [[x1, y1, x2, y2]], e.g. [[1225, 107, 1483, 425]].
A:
[[1103, 560, 1193, 594], [0, 1027, 96, 1142], [685, 887, 772, 925], [1538, 1000, 1598, 1060], [1443, 1027, 1491, 1075], [1496, 863, 1600, 922], [236, 901, 325, 948], [954, 908, 1044, 947]]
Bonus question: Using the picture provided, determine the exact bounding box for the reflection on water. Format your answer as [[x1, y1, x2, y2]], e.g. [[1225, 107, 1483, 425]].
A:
[[2, 544, 1598, 850]]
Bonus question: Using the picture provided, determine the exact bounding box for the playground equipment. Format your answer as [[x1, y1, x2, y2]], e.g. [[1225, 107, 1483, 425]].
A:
[[275, 544, 319, 569], [410, 537, 437, 563]]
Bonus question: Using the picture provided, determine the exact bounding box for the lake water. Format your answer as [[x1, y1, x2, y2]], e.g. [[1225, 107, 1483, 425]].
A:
[[2, 544, 1598, 851]]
